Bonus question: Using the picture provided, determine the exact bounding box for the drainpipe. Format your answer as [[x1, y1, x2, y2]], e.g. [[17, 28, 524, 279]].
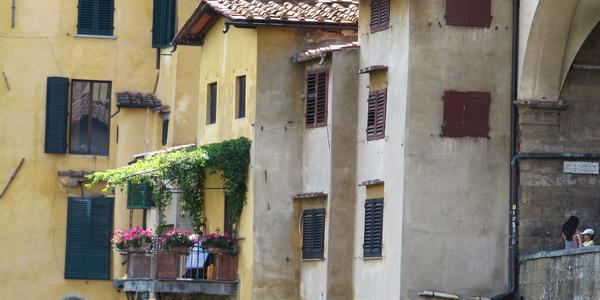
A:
[[488, 0, 520, 299]]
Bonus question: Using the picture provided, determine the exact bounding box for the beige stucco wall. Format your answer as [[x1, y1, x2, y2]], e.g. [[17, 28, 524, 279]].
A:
[[402, 0, 511, 298], [0, 0, 156, 299]]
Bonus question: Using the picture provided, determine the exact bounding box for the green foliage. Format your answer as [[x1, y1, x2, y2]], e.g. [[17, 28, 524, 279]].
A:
[[86, 137, 251, 233]]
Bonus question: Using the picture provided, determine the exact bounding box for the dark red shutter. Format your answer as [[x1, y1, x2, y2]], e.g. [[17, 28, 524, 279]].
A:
[[446, 0, 491, 27], [366, 91, 377, 138], [315, 72, 328, 126], [370, 0, 380, 32], [305, 73, 317, 127], [379, 0, 390, 31], [465, 91, 491, 137], [442, 91, 467, 137], [375, 90, 387, 138]]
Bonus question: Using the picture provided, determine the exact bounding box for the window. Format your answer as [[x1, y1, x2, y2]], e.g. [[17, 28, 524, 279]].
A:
[[236, 76, 246, 119], [152, 0, 176, 48], [65, 197, 113, 279], [127, 182, 153, 209], [224, 194, 233, 235], [370, 0, 390, 33], [363, 198, 383, 258], [77, 0, 114, 36], [161, 119, 169, 146], [69, 80, 111, 155], [305, 70, 328, 128], [302, 208, 325, 259], [441, 90, 491, 137], [445, 0, 492, 27], [367, 89, 387, 140], [207, 83, 217, 125]]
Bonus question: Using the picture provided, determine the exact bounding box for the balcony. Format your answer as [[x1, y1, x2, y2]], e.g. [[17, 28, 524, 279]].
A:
[[113, 246, 238, 298]]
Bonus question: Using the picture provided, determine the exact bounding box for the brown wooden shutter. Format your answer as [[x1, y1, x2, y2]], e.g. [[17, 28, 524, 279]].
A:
[[370, 0, 380, 32], [465, 91, 491, 137], [442, 90, 467, 137], [366, 91, 377, 138], [446, 0, 491, 27], [370, 0, 390, 33], [367, 89, 386, 140], [305, 71, 328, 128]]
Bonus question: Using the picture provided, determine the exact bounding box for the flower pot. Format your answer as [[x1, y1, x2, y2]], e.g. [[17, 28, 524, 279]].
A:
[[214, 253, 237, 281], [127, 252, 152, 278], [168, 244, 191, 255], [156, 252, 180, 279], [206, 246, 223, 254]]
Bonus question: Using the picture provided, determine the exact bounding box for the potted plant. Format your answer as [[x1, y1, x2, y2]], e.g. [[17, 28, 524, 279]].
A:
[[123, 226, 155, 252], [161, 229, 197, 254], [201, 232, 236, 254]]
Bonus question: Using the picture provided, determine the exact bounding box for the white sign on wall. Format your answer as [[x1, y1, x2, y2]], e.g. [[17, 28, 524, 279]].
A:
[[563, 161, 599, 175]]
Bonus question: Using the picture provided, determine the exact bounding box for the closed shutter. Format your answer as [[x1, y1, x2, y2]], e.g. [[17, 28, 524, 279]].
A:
[[305, 71, 328, 128], [45, 77, 69, 154], [442, 90, 467, 137], [152, 0, 176, 48], [77, 0, 95, 34], [96, 0, 114, 36], [465, 91, 491, 137], [127, 182, 152, 209], [369, 0, 380, 32], [367, 89, 386, 140], [302, 209, 325, 259], [363, 198, 383, 258], [370, 0, 390, 33], [446, 0, 491, 27], [87, 198, 113, 279], [65, 197, 113, 279]]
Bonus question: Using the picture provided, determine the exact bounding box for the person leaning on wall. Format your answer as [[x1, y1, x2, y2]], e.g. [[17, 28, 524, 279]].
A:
[[581, 228, 595, 247], [562, 216, 582, 249]]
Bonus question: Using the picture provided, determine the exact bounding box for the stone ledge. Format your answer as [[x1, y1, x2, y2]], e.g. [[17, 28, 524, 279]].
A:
[[520, 245, 600, 262], [115, 279, 238, 295], [516, 99, 568, 110]]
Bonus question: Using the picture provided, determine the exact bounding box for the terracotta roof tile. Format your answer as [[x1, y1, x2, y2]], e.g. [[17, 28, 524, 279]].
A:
[[116, 91, 163, 108], [206, 0, 356, 25], [291, 41, 358, 62]]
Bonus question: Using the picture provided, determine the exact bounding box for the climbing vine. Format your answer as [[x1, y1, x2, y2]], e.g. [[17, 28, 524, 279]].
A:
[[86, 137, 251, 233]]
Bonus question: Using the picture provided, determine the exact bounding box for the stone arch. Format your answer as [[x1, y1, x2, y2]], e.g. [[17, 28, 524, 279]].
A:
[[519, 0, 600, 101]]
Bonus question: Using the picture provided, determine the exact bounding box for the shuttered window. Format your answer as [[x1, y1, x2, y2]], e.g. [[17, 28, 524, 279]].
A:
[[370, 0, 390, 33], [65, 197, 113, 280], [236, 76, 246, 119], [305, 71, 328, 128], [77, 0, 114, 36], [207, 83, 217, 124], [45, 77, 70, 154], [127, 182, 153, 209], [363, 198, 383, 258], [367, 89, 387, 140], [152, 0, 177, 48], [441, 90, 491, 137], [161, 119, 169, 146], [445, 0, 492, 27], [302, 208, 325, 259], [69, 80, 111, 155]]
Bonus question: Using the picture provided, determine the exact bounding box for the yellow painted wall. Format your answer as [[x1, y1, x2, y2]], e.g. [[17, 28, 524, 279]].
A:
[[0, 1, 156, 299], [196, 18, 257, 300]]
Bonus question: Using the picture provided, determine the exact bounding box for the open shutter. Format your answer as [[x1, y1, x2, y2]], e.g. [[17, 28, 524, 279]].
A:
[[375, 90, 387, 138], [366, 91, 377, 138], [77, 0, 95, 34], [65, 197, 90, 279], [302, 209, 325, 259], [152, 0, 176, 48], [379, 0, 390, 31], [87, 197, 113, 279], [442, 91, 467, 137], [96, 0, 114, 36], [45, 77, 69, 154], [127, 183, 152, 209], [465, 91, 491, 137], [305, 73, 317, 127], [364, 199, 383, 258], [152, 0, 164, 47], [315, 72, 328, 126]]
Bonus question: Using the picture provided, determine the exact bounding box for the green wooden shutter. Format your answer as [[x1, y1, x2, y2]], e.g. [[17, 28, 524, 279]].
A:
[[127, 183, 152, 209], [45, 77, 69, 154], [152, 0, 176, 48], [96, 0, 115, 36], [77, 0, 95, 34], [87, 198, 113, 279], [363, 198, 383, 258], [302, 209, 325, 259], [65, 197, 90, 279], [65, 197, 113, 279]]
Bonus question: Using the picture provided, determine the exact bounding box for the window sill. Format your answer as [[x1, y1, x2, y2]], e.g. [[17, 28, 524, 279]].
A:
[[302, 258, 325, 262], [363, 256, 383, 261], [74, 34, 118, 40]]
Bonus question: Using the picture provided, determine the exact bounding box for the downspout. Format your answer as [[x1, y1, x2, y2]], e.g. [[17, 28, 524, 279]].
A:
[[489, 0, 520, 299]]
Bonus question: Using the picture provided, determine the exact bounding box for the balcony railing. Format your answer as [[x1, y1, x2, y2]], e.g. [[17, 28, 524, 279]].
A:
[[114, 245, 238, 297]]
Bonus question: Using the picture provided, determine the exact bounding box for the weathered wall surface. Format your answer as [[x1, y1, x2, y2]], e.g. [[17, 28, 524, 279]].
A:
[[0, 1, 156, 299], [401, 0, 512, 298], [353, 0, 408, 299], [519, 248, 600, 299], [518, 23, 600, 255]]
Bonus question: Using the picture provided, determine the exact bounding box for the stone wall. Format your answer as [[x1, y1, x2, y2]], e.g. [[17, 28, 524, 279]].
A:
[[519, 248, 600, 299]]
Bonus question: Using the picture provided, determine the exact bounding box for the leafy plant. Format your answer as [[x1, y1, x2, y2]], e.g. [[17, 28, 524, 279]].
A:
[[86, 137, 251, 233], [201, 232, 237, 253]]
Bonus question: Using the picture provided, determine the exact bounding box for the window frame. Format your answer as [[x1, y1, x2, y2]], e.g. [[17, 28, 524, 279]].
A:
[[366, 89, 387, 141], [76, 0, 115, 36], [302, 208, 326, 260], [305, 69, 329, 128], [68, 79, 112, 156], [207, 82, 217, 125], [235, 75, 247, 119]]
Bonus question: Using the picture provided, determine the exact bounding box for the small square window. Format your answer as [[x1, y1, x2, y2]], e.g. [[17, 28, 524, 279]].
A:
[[441, 90, 491, 138], [445, 0, 492, 27]]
